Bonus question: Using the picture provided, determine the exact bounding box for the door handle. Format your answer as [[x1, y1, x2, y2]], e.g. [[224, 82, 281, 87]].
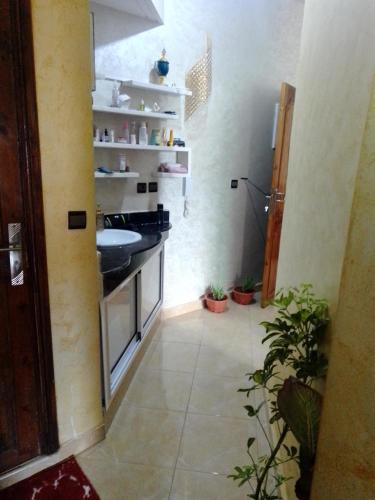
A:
[[0, 223, 24, 286], [0, 246, 22, 252]]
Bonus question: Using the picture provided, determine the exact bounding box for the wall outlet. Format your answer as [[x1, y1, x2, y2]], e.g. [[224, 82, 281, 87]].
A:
[[148, 181, 158, 193], [137, 182, 147, 193], [231, 179, 238, 189]]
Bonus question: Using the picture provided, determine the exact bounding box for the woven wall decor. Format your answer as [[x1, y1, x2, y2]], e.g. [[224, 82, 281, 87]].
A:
[[185, 36, 212, 120]]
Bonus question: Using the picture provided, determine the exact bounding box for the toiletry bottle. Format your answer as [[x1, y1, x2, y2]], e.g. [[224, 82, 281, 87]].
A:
[[139, 98, 145, 111], [123, 121, 129, 143], [167, 128, 174, 147], [103, 128, 109, 142], [112, 81, 119, 107], [139, 121, 148, 146], [109, 129, 115, 142], [94, 125, 100, 142], [157, 203, 164, 225], [119, 153, 126, 172], [96, 204, 105, 231], [130, 121, 137, 145]]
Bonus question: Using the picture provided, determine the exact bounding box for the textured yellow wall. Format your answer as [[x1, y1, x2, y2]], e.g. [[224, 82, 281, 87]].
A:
[[31, 0, 103, 444], [311, 79, 375, 499], [275, 1, 375, 498], [276, 0, 375, 311]]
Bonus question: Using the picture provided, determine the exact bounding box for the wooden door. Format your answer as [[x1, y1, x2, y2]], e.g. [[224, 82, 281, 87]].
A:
[[0, 0, 58, 472], [261, 82, 296, 307]]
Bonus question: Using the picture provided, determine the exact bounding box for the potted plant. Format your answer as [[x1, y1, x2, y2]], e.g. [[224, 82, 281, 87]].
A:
[[232, 277, 256, 305], [229, 284, 329, 499], [205, 284, 228, 313]]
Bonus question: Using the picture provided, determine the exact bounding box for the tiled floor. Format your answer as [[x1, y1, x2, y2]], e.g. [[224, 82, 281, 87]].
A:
[[78, 300, 275, 499]]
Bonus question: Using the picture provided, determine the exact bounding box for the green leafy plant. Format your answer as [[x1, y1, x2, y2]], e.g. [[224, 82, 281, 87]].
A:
[[277, 377, 322, 500], [229, 284, 329, 499], [241, 277, 256, 293], [210, 284, 226, 301]]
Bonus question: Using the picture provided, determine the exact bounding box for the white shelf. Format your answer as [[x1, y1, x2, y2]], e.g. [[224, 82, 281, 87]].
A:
[[93, 0, 163, 24], [92, 105, 178, 120], [152, 172, 189, 178], [94, 141, 190, 153], [95, 172, 140, 179], [106, 78, 192, 96]]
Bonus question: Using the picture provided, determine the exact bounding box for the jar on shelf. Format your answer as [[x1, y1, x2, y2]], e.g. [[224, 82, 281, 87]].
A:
[[118, 153, 126, 172]]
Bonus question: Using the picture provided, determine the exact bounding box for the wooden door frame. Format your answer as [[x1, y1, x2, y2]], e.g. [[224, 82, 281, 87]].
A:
[[5, 0, 59, 457], [261, 83, 296, 307]]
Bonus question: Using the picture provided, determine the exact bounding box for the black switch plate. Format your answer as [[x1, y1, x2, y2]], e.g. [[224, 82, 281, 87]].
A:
[[148, 182, 158, 193], [68, 211, 87, 230], [137, 182, 147, 193], [231, 179, 238, 189]]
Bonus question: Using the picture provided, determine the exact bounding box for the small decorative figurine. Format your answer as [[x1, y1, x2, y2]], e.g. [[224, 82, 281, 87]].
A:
[[155, 49, 169, 84]]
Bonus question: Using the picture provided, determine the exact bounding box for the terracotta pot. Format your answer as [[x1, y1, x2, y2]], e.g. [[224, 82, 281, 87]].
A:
[[232, 287, 254, 305], [205, 293, 228, 313]]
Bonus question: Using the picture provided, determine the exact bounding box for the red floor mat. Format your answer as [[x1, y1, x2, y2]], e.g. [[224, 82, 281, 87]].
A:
[[0, 456, 100, 499]]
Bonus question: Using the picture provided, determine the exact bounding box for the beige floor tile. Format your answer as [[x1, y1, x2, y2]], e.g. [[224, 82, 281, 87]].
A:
[[125, 368, 194, 411], [78, 456, 173, 500], [196, 344, 253, 378], [77, 302, 274, 499], [78, 433, 117, 463], [170, 469, 248, 500], [188, 372, 251, 419], [154, 317, 205, 344], [201, 323, 256, 349], [141, 341, 200, 373], [177, 413, 256, 475], [250, 302, 277, 322], [200, 307, 250, 330], [109, 406, 185, 468]]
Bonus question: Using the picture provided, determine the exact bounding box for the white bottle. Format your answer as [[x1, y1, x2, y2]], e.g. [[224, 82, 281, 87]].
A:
[[130, 121, 137, 145], [139, 121, 148, 146], [94, 126, 100, 142], [119, 153, 126, 172], [112, 81, 120, 107], [123, 121, 129, 143]]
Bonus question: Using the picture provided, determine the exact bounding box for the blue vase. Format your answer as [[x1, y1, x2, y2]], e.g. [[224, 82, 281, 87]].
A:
[[156, 59, 169, 77], [155, 49, 169, 84]]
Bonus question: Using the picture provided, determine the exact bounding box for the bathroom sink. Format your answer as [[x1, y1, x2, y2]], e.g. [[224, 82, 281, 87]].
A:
[[96, 229, 142, 247]]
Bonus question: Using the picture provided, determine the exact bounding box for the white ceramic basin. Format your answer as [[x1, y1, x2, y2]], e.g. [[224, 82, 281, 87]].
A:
[[96, 229, 142, 247]]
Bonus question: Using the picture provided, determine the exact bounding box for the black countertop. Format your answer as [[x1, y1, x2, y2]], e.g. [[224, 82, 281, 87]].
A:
[[98, 211, 171, 297]]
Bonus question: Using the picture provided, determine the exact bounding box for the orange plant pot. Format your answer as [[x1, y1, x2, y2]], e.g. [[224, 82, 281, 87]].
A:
[[205, 294, 228, 313], [232, 287, 254, 305]]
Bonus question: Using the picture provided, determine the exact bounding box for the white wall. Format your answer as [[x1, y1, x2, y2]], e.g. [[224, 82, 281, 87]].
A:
[[91, 0, 304, 308]]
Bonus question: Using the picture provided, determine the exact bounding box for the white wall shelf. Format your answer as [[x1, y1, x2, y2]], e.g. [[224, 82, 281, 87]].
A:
[[93, 105, 178, 120], [105, 78, 192, 96], [94, 141, 190, 153], [93, 0, 164, 25], [152, 172, 189, 178], [95, 171, 140, 178]]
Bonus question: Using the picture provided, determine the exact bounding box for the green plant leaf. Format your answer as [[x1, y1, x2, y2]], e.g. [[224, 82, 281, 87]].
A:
[[244, 404, 264, 417], [247, 437, 256, 449], [277, 377, 322, 457], [252, 370, 265, 384]]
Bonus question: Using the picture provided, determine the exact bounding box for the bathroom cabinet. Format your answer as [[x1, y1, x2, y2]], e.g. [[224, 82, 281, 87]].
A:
[[102, 274, 138, 374], [99, 243, 165, 408], [141, 247, 163, 328]]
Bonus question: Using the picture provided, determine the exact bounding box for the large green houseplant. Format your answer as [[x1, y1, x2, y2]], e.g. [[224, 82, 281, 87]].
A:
[[229, 284, 329, 499]]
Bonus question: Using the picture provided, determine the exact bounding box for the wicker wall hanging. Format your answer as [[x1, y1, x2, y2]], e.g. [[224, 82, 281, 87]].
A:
[[185, 36, 212, 120]]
